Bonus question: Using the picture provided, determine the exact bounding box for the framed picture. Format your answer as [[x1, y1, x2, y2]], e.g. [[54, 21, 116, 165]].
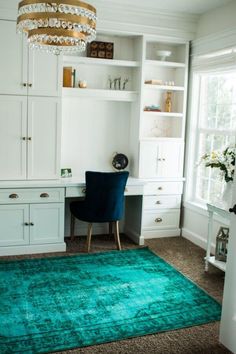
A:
[[61, 168, 72, 178]]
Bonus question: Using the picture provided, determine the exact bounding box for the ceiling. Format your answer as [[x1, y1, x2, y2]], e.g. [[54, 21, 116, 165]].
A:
[[93, 0, 233, 15]]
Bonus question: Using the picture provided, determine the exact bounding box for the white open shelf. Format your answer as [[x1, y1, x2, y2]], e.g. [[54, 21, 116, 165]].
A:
[[144, 84, 185, 91], [145, 59, 186, 68], [63, 56, 140, 68], [62, 88, 138, 102], [143, 111, 183, 117], [206, 256, 226, 272]]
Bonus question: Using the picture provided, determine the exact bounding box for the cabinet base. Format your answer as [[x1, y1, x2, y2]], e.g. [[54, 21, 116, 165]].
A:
[[142, 228, 181, 239], [0, 242, 66, 256]]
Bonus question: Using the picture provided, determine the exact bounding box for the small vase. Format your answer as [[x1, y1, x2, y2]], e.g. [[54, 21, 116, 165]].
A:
[[222, 181, 233, 209]]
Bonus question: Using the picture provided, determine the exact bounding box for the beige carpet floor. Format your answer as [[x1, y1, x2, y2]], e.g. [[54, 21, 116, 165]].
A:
[[1, 235, 231, 354]]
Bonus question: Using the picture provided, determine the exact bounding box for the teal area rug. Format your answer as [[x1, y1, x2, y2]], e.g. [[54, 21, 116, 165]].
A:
[[0, 247, 221, 354]]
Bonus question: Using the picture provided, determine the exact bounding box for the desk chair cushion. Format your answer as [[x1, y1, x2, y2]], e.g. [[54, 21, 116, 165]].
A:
[[70, 171, 129, 223]]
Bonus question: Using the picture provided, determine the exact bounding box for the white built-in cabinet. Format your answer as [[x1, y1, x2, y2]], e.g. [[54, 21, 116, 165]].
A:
[[0, 188, 65, 255], [0, 19, 61, 181], [0, 18, 64, 255], [61, 35, 188, 241], [0, 96, 61, 180], [0, 20, 61, 97]]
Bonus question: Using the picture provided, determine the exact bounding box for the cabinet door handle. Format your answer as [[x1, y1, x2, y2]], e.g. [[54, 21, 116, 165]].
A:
[[24, 222, 29, 226], [156, 200, 161, 204], [28, 137, 32, 141], [22, 83, 27, 87], [82, 188, 86, 194], [162, 158, 166, 161], [155, 217, 162, 223], [30, 222, 34, 226], [40, 193, 49, 198], [9, 193, 19, 199], [28, 83, 32, 87], [157, 187, 163, 190], [22, 137, 26, 141], [157, 158, 162, 161]]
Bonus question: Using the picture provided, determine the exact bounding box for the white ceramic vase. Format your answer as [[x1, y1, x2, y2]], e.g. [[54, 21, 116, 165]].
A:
[[222, 181, 233, 209]]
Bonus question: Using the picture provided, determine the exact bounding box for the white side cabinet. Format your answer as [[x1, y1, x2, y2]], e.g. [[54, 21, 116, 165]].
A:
[[0, 96, 61, 180], [139, 140, 184, 178], [141, 181, 183, 238], [0, 20, 61, 97], [0, 188, 66, 256]]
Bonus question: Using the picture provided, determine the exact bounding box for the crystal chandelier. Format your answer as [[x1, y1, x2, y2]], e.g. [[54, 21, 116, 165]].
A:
[[17, 0, 97, 54]]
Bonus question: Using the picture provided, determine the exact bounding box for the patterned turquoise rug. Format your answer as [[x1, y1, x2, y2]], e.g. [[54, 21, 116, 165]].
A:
[[0, 248, 221, 354]]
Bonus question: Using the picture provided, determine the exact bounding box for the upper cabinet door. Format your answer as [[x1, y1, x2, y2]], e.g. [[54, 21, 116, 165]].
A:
[[158, 141, 184, 178], [0, 20, 28, 95], [0, 96, 27, 180], [27, 97, 61, 180], [28, 49, 61, 97]]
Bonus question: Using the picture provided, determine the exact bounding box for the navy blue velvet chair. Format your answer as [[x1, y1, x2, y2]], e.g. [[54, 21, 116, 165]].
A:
[[70, 171, 129, 252]]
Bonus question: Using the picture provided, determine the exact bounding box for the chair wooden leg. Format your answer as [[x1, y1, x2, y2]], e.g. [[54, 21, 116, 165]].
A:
[[114, 221, 121, 251], [70, 213, 75, 241], [86, 223, 93, 252], [109, 222, 113, 237]]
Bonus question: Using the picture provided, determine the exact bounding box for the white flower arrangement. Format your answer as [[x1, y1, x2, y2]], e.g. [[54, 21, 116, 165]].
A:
[[200, 146, 235, 183]]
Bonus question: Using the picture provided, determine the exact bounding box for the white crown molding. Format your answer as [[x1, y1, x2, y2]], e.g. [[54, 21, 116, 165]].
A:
[[0, 0, 198, 40], [191, 27, 236, 56]]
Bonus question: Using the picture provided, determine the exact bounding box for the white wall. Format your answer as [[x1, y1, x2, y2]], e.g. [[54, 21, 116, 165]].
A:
[[182, 1, 236, 250], [196, 1, 236, 38]]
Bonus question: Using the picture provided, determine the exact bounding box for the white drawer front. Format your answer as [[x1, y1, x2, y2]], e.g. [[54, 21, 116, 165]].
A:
[[143, 195, 181, 210], [142, 209, 180, 230], [125, 185, 143, 196], [144, 181, 183, 195], [66, 186, 86, 197], [0, 188, 64, 204]]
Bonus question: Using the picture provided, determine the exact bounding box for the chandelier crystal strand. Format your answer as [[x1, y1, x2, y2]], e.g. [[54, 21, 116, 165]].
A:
[[17, 0, 97, 54]]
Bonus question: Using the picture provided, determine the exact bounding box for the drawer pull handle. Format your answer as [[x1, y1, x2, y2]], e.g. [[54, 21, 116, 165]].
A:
[[158, 187, 163, 191], [30, 222, 34, 226], [24, 222, 29, 226], [82, 188, 86, 194], [156, 201, 161, 204], [9, 193, 19, 199], [155, 218, 162, 223], [40, 193, 49, 198]]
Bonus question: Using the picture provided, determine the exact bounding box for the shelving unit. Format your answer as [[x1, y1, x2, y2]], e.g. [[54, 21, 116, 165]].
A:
[[62, 88, 138, 102]]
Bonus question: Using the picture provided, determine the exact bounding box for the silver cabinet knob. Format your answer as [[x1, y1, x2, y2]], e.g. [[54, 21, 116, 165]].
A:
[[82, 188, 86, 194], [158, 187, 163, 190], [155, 217, 162, 223], [156, 201, 161, 204], [9, 193, 19, 199]]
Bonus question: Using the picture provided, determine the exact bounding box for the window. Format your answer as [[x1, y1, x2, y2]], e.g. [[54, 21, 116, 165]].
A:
[[193, 71, 236, 205]]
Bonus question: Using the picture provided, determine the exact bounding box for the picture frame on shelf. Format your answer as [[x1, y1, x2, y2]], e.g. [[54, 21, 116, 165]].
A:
[[61, 168, 72, 178]]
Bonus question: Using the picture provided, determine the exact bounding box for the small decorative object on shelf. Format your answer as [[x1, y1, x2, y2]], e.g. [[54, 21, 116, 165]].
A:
[[145, 79, 163, 85], [215, 227, 229, 262], [87, 41, 114, 59], [63, 67, 73, 88], [107, 76, 129, 90], [79, 80, 87, 88], [156, 50, 172, 61], [112, 153, 129, 170], [165, 91, 172, 112], [61, 168, 72, 178], [144, 105, 161, 112]]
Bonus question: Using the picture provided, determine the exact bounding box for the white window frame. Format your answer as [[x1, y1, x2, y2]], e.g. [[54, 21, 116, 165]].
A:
[[184, 59, 236, 209]]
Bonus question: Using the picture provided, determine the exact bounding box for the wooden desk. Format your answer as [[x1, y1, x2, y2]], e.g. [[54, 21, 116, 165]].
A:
[[205, 203, 230, 272]]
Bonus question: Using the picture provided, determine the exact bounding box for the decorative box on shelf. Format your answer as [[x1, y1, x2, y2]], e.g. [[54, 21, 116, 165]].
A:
[[87, 41, 114, 59]]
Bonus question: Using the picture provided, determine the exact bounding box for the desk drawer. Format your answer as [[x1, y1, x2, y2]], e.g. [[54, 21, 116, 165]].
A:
[[66, 186, 86, 197], [142, 209, 180, 230], [143, 195, 181, 210], [0, 188, 64, 204], [125, 185, 143, 196], [144, 181, 183, 195]]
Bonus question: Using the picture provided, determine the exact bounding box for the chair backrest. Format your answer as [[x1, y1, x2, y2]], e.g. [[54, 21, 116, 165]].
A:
[[84, 171, 129, 222]]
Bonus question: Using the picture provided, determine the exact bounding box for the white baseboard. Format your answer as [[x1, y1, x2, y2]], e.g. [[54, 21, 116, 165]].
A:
[[182, 227, 215, 253]]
